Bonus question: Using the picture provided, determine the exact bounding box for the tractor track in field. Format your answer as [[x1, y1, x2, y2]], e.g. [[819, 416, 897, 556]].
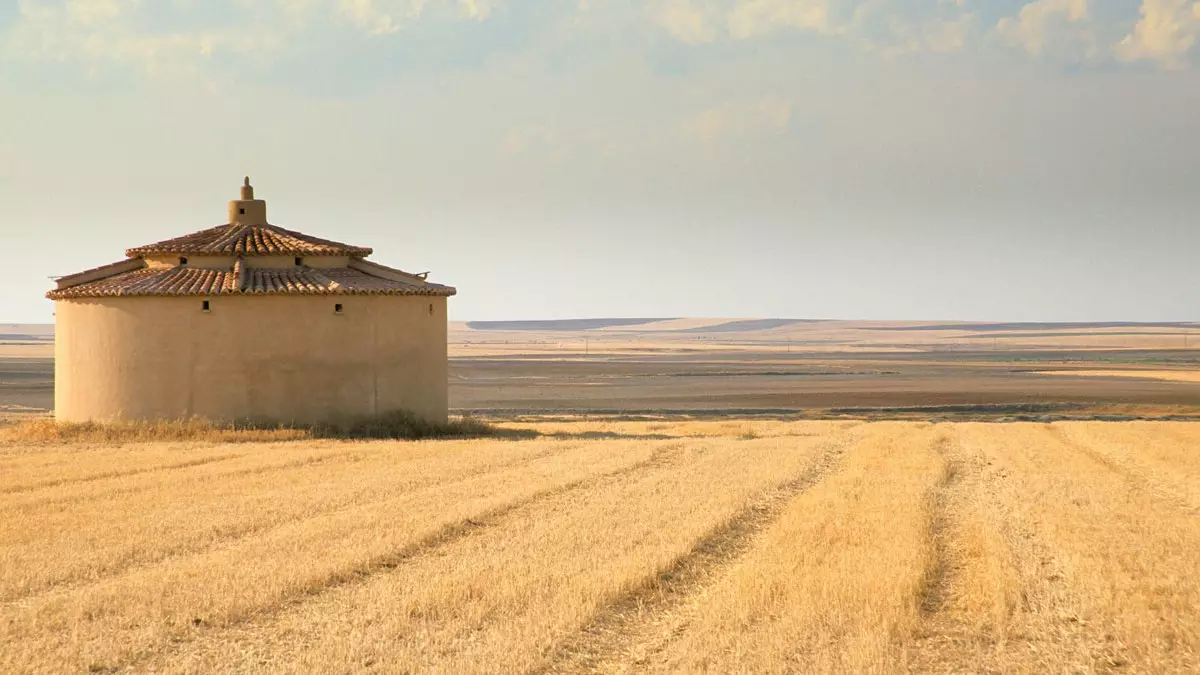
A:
[[0, 449, 366, 511], [114, 443, 687, 674], [906, 430, 1014, 673], [0, 452, 248, 497], [1043, 424, 1200, 516], [0, 442, 617, 607], [528, 429, 857, 675], [916, 434, 962, 617], [909, 426, 1131, 674]]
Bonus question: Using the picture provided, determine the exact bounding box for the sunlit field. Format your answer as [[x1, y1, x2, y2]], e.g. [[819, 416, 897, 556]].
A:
[[1035, 369, 1200, 384], [2, 419, 1198, 673]]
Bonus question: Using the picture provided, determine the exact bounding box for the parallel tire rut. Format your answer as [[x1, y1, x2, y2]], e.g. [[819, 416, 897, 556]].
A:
[[0, 452, 247, 497], [0, 443, 584, 606], [1044, 424, 1199, 516], [908, 428, 1127, 674], [118, 443, 685, 673], [907, 432, 997, 673], [917, 435, 960, 617], [530, 433, 851, 675], [0, 449, 364, 511]]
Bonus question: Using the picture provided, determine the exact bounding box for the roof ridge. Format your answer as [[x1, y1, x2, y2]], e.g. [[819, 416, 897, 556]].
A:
[[231, 258, 246, 293], [125, 223, 373, 258]]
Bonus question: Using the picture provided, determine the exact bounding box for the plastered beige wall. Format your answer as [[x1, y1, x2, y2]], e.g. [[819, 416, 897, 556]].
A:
[[54, 295, 448, 424]]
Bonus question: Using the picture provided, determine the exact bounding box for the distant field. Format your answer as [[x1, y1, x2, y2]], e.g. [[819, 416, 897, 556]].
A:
[[5, 319, 1200, 419], [1036, 369, 1200, 384], [448, 318, 1200, 356], [1, 419, 1197, 673]]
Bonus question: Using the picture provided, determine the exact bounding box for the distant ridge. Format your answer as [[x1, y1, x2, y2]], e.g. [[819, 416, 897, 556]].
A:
[[671, 319, 822, 333], [863, 322, 1198, 332], [465, 318, 675, 331], [461, 318, 827, 332]]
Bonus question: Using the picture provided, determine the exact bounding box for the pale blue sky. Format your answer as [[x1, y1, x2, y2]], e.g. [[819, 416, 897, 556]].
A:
[[2, 0, 1198, 323]]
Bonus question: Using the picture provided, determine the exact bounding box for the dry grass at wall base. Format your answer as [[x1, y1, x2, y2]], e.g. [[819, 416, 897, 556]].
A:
[[0, 418, 1197, 673], [0, 410, 498, 444]]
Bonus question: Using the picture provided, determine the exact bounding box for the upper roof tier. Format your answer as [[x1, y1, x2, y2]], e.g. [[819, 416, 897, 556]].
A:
[[126, 223, 374, 258], [47, 178, 454, 300]]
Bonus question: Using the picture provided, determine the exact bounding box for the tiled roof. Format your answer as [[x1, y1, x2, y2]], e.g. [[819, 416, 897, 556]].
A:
[[125, 224, 373, 257], [52, 258, 146, 291], [47, 262, 455, 299]]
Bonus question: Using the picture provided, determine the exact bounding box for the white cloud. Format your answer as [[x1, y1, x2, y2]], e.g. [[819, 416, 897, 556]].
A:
[[653, 0, 982, 55], [681, 98, 793, 144], [5, 0, 242, 75], [5, 0, 1200, 84], [868, 13, 974, 58], [337, 0, 429, 35], [656, 0, 721, 44], [996, 0, 1089, 56], [458, 0, 493, 20], [65, 0, 124, 25], [727, 0, 833, 39], [1, 0, 500, 80], [655, 0, 834, 44], [1115, 0, 1200, 68]]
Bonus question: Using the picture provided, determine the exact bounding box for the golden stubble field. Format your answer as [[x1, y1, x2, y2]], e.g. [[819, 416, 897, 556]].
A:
[[1, 419, 1199, 674]]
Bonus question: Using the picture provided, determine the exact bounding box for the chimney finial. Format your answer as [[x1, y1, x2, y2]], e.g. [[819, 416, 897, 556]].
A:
[[230, 177, 265, 224]]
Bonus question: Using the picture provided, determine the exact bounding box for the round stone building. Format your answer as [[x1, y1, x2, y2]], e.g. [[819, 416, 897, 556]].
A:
[[48, 179, 456, 424]]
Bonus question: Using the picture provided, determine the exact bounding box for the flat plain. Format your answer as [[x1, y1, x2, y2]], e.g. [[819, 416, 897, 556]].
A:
[[2, 418, 1199, 673], [3, 318, 1199, 672], [6, 319, 1200, 419]]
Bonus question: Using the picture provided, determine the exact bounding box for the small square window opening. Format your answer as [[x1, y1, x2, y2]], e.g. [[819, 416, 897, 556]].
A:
[[334, 304, 344, 314], [202, 301, 210, 312], [180, 256, 189, 266], [239, 208, 246, 215], [295, 257, 303, 266]]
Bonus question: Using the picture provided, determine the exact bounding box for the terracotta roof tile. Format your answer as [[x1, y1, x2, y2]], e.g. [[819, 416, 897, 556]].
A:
[[125, 224, 373, 257], [47, 264, 456, 300]]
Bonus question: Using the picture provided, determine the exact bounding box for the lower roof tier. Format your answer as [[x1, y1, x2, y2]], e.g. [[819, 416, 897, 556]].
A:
[[47, 261, 456, 299]]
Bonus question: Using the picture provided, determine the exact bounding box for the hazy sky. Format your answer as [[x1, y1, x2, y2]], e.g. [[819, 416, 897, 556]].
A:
[[2, 0, 1199, 323]]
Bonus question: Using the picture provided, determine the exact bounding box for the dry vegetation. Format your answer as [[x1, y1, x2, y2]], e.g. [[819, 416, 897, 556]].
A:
[[0, 412, 495, 444], [1, 419, 1198, 673], [1035, 369, 1200, 384]]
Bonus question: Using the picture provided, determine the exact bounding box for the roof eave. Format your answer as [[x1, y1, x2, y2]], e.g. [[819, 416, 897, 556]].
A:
[[51, 258, 147, 292]]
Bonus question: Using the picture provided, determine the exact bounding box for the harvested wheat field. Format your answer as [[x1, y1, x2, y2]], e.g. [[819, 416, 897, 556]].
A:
[[1, 419, 1198, 674]]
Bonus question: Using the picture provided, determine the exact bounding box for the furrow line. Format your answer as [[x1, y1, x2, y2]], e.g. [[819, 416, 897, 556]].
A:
[[0, 452, 247, 496], [1044, 424, 1200, 516], [0, 442, 587, 607], [916, 434, 960, 618], [528, 431, 851, 675], [116, 443, 684, 674], [912, 425, 1130, 673], [0, 449, 362, 513], [906, 430, 1010, 674]]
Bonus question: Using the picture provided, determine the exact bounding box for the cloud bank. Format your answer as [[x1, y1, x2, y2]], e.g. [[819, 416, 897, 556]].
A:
[[2, 0, 1199, 84]]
